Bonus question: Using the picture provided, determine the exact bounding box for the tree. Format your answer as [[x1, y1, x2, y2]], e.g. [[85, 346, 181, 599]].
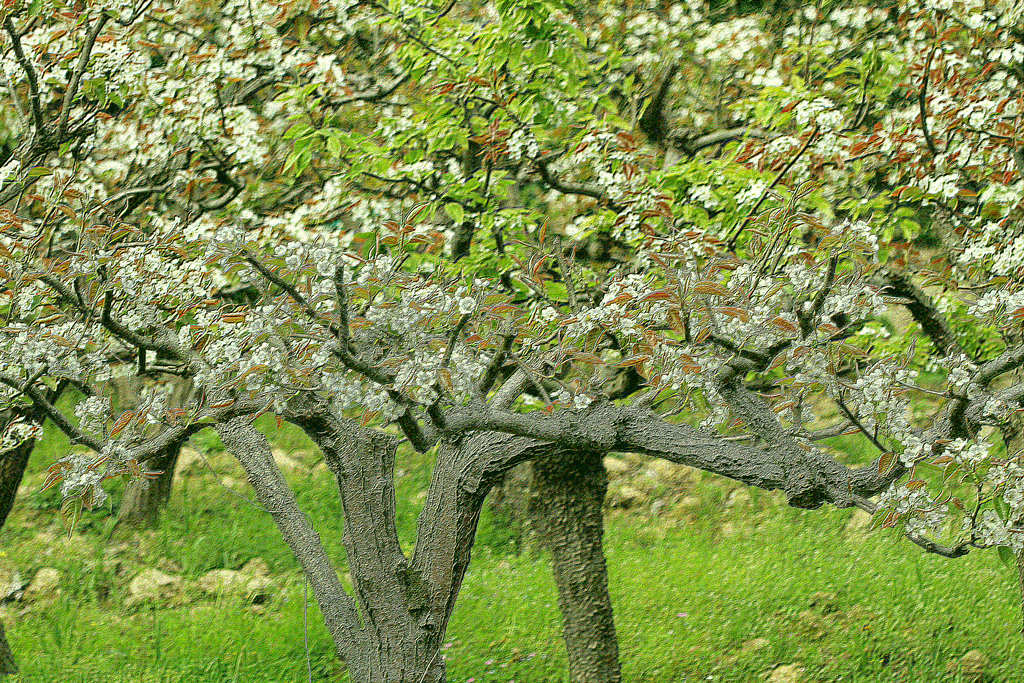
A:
[[3, 0, 1024, 681]]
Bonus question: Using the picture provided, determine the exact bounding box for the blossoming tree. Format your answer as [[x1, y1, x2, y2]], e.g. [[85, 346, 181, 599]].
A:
[[3, 0, 1024, 680]]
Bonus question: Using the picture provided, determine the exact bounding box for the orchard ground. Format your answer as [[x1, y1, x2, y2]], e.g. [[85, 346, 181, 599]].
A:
[[0, 416, 1020, 681]]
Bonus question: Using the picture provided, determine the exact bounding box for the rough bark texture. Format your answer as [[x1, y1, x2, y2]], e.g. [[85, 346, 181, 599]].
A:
[[0, 407, 45, 677], [116, 438, 182, 526], [115, 378, 192, 526], [0, 437, 29, 676], [0, 622, 14, 676], [214, 418, 374, 679], [0, 436, 32, 530], [531, 451, 621, 683], [218, 395, 568, 683]]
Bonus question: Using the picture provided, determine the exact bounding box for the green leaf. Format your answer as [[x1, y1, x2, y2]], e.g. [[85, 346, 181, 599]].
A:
[[326, 133, 342, 159], [996, 496, 1011, 522], [998, 545, 1017, 570], [444, 203, 465, 225], [284, 123, 312, 140]]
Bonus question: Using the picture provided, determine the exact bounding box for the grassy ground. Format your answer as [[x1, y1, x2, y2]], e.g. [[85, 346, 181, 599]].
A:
[[1, 418, 1022, 681]]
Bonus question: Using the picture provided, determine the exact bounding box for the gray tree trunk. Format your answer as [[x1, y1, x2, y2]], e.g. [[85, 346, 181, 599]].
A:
[[0, 436, 30, 676], [114, 378, 191, 527], [116, 439, 182, 527], [216, 404, 566, 683], [0, 403, 53, 676], [531, 451, 621, 683]]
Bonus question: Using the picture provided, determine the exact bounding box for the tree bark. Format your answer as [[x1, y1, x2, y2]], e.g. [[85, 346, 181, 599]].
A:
[[0, 622, 14, 677], [115, 378, 192, 526], [0, 406, 48, 676], [0, 437, 29, 676], [531, 450, 621, 683], [115, 438, 182, 527]]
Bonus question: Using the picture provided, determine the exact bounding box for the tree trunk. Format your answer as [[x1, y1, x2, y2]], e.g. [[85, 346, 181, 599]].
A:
[[0, 436, 32, 531], [115, 378, 192, 527], [116, 439, 181, 527], [219, 404, 568, 683], [530, 450, 621, 683], [0, 622, 14, 677], [0, 409, 45, 676], [0, 438, 30, 676]]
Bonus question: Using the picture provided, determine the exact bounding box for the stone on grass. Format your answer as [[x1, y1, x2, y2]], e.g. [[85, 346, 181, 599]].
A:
[[767, 663, 804, 682], [272, 449, 307, 473], [241, 558, 270, 577], [198, 559, 273, 603], [609, 484, 645, 508], [198, 569, 245, 594], [174, 447, 204, 475], [126, 568, 182, 607], [647, 459, 697, 485], [725, 488, 751, 508], [845, 509, 872, 533], [741, 637, 770, 654], [602, 456, 630, 475], [0, 564, 22, 603], [957, 650, 988, 681], [23, 567, 59, 603]]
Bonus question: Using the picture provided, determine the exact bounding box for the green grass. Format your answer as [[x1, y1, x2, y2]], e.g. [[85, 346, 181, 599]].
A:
[[2, 417, 1023, 681]]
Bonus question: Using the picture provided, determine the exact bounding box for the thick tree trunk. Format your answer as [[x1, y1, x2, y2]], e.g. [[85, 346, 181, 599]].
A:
[[530, 450, 621, 683], [0, 438, 30, 676], [219, 404, 565, 683], [0, 437, 32, 530], [116, 439, 181, 526], [0, 409, 44, 676]]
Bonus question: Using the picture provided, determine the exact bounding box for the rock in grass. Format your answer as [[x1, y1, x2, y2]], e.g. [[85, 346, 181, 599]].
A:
[[845, 508, 872, 534], [768, 663, 804, 682], [198, 569, 245, 594], [741, 637, 769, 654], [602, 456, 630, 476], [198, 559, 273, 603], [23, 567, 59, 603], [609, 484, 645, 508], [957, 650, 988, 682], [240, 558, 270, 578], [0, 564, 22, 603], [126, 568, 182, 607]]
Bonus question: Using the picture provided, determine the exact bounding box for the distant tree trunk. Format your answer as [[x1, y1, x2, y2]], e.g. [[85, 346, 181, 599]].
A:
[[487, 462, 533, 550], [531, 450, 621, 683], [0, 622, 14, 676], [116, 437, 183, 527], [0, 437, 32, 532], [114, 378, 192, 527]]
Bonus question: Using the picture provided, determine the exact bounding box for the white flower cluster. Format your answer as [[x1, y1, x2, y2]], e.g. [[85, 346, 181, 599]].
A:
[[0, 417, 41, 453], [57, 446, 117, 508], [75, 396, 111, 435], [941, 353, 979, 395], [877, 484, 946, 537], [943, 437, 991, 466], [506, 129, 539, 162], [794, 97, 843, 131]]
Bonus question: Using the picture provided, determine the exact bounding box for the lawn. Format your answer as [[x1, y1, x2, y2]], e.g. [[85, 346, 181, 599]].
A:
[[1, 417, 1021, 681]]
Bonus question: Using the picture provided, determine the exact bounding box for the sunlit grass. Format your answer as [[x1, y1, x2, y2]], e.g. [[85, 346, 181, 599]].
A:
[[2, 416, 1023, 681]]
